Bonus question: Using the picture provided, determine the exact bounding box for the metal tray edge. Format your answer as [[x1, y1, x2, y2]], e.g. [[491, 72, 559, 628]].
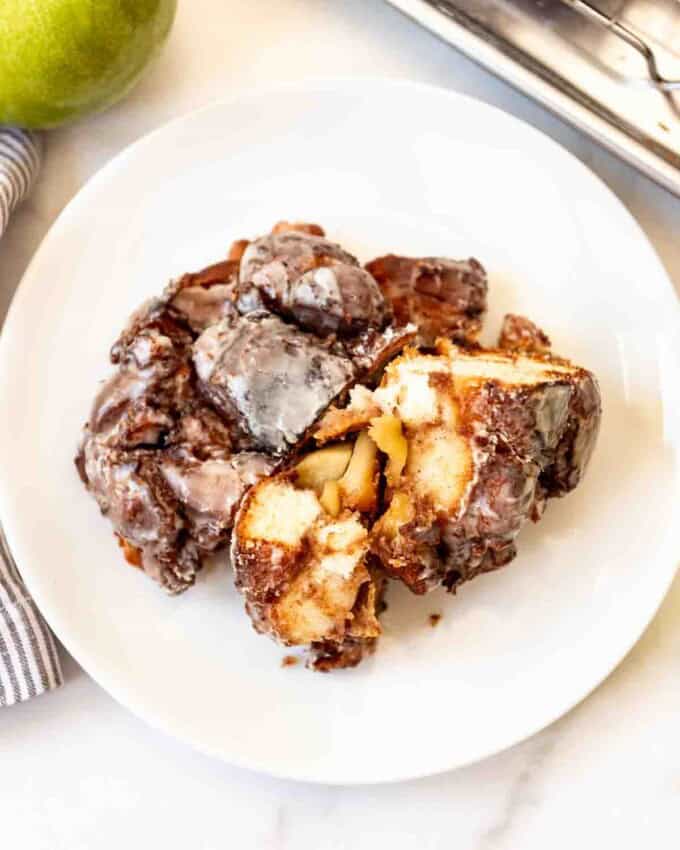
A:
[[386, 0, 680, 197]]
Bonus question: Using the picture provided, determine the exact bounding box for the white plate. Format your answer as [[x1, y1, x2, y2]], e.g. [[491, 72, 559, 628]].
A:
[[1, 79, 679, 784]]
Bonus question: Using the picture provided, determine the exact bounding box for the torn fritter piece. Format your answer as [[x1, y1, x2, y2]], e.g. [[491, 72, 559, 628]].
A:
[[232, 472, 381, 667], [310, 342, 600, 595], [237, 230, 387, 337], [233, 436, 386, 668], [372, 342, 600, 592], [498, 314, 551, 354], [365, 254, 487, 346], [193, 312, 356, 454]]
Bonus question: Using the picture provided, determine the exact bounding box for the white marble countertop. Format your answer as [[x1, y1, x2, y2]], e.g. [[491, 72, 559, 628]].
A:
[[2, 1, 679, 847]]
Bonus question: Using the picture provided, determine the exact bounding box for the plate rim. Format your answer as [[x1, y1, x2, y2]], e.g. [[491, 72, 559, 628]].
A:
[[1, 77, 679, 784]]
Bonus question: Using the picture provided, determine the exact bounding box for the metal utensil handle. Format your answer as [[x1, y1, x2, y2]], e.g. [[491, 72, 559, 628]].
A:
[[561, 0, 680, 91]]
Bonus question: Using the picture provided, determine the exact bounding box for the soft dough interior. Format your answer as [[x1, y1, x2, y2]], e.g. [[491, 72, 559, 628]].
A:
[[235, 476, 379, 646], [233, 338, 599, 655]]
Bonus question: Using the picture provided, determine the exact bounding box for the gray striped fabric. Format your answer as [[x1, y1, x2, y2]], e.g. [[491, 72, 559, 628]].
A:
[[0, 128, 41, 235], [0, 127, 63, 706], [0, 526, 63, 705]]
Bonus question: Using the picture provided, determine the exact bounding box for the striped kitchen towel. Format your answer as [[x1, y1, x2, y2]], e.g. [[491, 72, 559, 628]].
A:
[[0, 128, 42, 235], [0, 128, 63, 706], [0, 525, 63, 705]]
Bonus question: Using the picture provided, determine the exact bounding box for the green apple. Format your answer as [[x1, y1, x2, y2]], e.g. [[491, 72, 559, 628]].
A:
[[0, 0, 177, 129]]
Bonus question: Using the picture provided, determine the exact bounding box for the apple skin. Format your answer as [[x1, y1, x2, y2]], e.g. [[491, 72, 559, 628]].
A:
[[0, 0, 177, 129]]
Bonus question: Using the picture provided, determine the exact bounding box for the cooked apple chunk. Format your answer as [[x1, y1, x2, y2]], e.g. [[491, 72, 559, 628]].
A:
[[368, 414, 408, 487], [232, 475, 380, 662], [294, 444, 352, 492], [337, 431, 379, 514], [319, 480, 342, 517]]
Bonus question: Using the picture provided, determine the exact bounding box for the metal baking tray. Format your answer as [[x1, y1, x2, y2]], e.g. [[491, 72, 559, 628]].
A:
[[385, 0, 680, 196]]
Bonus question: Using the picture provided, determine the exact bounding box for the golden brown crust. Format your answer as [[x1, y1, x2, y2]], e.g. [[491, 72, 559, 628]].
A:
[[271, 221, 326, 237], [308, 570, 386, 671], [116, 535, 143, 568], [370, 510, 439, 594], [227, 239, 250, 262], [232, 476, 313, 625], [173, 259, 240, 291], [236, 340, 599, 605], [498, 314, 551, 354], [343, 325, 418, 382], [309, 635, 377, 671], [314, 406, 376, 444], [314, 388, 382, 444]]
